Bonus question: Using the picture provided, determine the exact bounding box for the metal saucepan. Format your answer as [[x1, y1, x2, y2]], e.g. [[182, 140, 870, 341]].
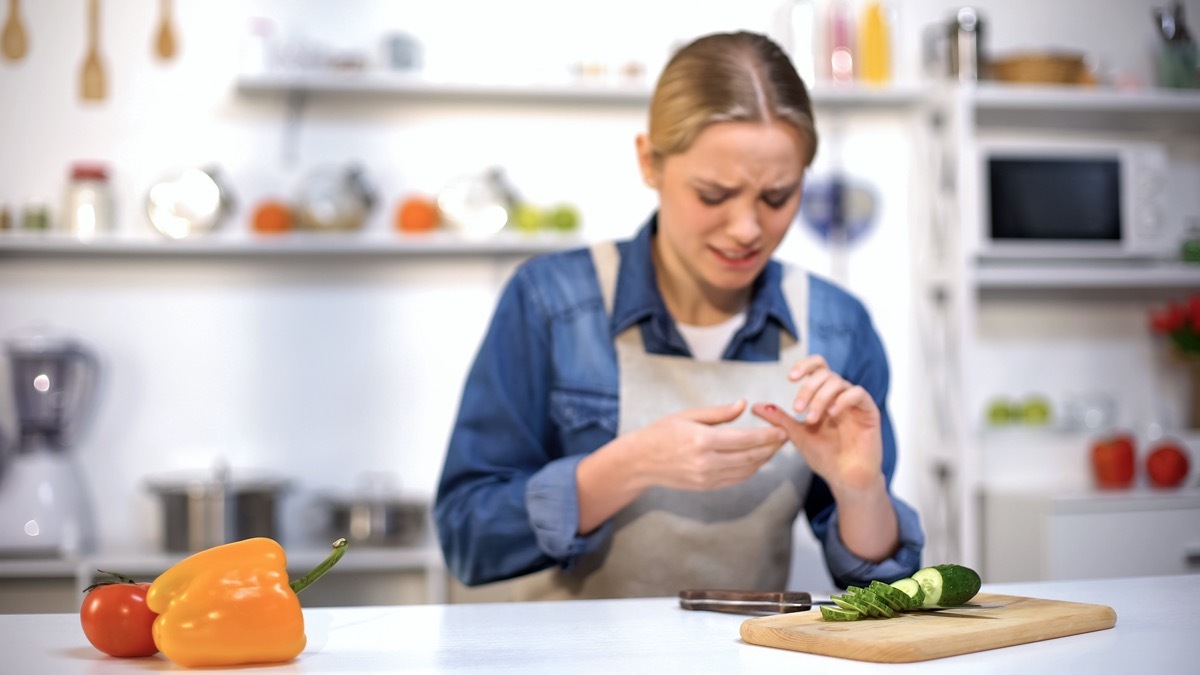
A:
[[145, 466, 289, 553]]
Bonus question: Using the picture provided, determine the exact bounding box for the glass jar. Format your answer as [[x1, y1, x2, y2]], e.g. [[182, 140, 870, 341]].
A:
[[63, 162, 113, 240], [1182, 222, 1200, 264]]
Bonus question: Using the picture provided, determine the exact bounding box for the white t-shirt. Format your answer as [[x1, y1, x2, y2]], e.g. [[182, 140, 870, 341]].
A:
[[676, 311, 747, 362]]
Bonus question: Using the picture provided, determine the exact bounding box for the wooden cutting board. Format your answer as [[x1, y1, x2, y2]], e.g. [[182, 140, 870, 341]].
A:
[[740, 593, 1116, 663]]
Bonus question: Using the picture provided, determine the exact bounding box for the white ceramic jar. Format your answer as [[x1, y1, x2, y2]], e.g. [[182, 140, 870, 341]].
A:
[[63, 162, 113, 240]]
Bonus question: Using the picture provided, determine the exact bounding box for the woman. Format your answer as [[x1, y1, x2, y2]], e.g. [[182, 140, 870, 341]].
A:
[[434, 31, 923, 599]]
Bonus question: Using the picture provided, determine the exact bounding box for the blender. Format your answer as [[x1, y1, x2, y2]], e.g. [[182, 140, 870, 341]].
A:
[[0, 330, 99, 557]]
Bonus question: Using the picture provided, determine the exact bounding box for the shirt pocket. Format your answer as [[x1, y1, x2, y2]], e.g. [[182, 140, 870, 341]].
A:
[[549, 389, 618, 457]]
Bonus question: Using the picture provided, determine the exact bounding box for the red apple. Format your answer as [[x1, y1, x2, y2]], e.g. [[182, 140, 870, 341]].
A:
[[1146, 440, 1190, 489], [1091, 433, 1136, 489]]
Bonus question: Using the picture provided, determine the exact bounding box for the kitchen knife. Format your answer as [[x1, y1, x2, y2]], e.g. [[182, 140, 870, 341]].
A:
[[678, 589, 1002, 615], [678, 589, 817, 615]]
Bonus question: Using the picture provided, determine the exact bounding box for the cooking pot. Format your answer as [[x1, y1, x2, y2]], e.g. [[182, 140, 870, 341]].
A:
[[319, 493, 427, 547], [146, 467, 289, 553]]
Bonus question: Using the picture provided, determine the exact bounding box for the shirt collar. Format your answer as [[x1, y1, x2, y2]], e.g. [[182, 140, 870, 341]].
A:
[[610, 214, 799, 347]]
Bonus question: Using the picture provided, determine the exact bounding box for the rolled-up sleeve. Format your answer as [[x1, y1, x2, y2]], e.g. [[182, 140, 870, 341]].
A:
[[525, 455, 613, 566], [817, 494, 925, 587]]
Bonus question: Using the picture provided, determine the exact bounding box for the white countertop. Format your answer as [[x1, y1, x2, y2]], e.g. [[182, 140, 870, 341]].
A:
[[5, 574, 1196, 673]]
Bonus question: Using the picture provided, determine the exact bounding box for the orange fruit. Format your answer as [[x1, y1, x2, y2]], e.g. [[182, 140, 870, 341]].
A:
[[252, 200, 293, 234], [396, 195, 440, 233]]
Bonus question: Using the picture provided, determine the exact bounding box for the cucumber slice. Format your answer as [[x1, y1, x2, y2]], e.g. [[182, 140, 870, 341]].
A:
[[890, 577, 925, 608], [868, 580, 910, 611], [856, 589, 894, 618], [911, 567, 944, 608], [832, 595, 867, 613], [820, 606, 862, 622], [911, 564, 982, 607]]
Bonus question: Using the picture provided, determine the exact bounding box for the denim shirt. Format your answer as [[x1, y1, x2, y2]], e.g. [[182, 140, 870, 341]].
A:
[[434, 216, 924, 590]]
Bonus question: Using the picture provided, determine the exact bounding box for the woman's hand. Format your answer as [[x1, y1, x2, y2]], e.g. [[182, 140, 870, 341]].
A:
[[630, 399, 789, 492], [751, 355, 898, 562], [752, 355, 883, 494], [576, 399, 787, 534]]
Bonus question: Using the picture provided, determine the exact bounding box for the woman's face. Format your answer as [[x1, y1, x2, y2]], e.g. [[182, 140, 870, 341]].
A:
[[638, 120, 807, 316]]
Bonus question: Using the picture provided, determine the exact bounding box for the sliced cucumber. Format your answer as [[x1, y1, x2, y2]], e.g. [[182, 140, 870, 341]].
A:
[[832, 595, 866, 613], [820, 606, 861, 621], [856, 589, 894, 618], [868, 580, 910, 612], [911, 567, 943, 607], [911, 564, 982, 607], [890, 577, 924, 608]]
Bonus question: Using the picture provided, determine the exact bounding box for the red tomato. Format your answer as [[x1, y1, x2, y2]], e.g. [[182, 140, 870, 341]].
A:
[[1146, 441, 1190, 489], [1090, 433, 1135, 489], [80, 578, 159, 658]]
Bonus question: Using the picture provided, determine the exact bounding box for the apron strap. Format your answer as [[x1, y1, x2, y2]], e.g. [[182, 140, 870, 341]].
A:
[[590, 241, 620, 316]]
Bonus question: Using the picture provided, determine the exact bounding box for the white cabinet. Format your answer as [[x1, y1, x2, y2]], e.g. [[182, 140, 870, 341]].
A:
[[916, 84, 1200, 573], [984, 489, 1200, 582]]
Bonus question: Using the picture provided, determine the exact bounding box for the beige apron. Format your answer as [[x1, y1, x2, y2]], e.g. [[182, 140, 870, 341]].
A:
[[516, 241, 812, 599]]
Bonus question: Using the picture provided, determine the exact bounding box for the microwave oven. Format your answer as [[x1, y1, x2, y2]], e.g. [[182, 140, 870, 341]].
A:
[[976, 138, 1177, 260]]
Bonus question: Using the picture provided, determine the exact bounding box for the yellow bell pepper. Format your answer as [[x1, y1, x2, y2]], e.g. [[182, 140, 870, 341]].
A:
[[146, 536, 346, 668]]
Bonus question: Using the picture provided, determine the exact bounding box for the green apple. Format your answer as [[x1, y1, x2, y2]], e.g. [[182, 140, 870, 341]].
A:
[[1021, 395, 1052, 426], [512, 202, 544, 233], [986, 398, 1014, 426], [544, 203, 580, 232]]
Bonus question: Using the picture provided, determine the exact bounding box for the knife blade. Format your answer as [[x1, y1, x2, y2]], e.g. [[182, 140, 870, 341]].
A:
[[678, 589, 1002, 615]]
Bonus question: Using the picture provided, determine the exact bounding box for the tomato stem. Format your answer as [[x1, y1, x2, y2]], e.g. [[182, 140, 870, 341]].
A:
[[83, 569, 142, 593], [289, 538, 348, 595]]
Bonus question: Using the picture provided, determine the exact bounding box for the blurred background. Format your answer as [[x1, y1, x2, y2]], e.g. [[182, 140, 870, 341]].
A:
[[1, 0, 1198, 612]]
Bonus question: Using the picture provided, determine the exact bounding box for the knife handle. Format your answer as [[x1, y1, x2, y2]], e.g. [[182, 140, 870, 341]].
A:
[[678, 589, 813, 614]]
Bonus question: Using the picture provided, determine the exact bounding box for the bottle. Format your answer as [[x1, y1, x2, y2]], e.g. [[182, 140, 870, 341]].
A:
[[826, 0, 854, 83], [63, 162, 113, 240], [858, 1, 891, 84]]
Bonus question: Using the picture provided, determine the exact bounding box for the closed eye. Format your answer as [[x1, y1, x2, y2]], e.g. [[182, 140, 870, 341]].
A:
[[761, 188, 797, 209], [698, 190, 735, 206]]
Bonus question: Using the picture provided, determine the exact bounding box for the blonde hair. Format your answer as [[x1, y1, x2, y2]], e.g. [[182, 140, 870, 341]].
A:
[[647, 31, 818, 166]]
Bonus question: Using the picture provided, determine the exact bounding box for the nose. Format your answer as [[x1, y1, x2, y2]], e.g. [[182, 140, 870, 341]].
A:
[[726, 200, 762, 245]]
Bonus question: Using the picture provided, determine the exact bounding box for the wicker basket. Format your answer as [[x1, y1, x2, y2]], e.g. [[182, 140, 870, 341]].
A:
[[989, 52, 1087, 84]]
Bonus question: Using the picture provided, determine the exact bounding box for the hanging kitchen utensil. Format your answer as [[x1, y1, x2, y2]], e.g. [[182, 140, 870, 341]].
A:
[[153, 0, 176, 61], [79, 0, 106, 101], [1, 0, 28, 62]]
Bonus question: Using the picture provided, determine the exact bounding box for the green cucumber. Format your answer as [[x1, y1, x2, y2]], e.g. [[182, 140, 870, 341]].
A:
[[820, 606, 861, 621], [890, 577, 924, 608], [911, 564, 982, 608], [855, 589, 894, 618], [868, 580, 910, 612], [832, 595, 867, 613]]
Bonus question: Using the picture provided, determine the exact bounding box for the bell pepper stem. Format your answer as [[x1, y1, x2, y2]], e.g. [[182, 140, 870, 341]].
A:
[[290, 537, 348, 595]]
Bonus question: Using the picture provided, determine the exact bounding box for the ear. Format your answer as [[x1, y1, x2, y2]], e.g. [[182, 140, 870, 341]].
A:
[[635, 134, 660, 189]]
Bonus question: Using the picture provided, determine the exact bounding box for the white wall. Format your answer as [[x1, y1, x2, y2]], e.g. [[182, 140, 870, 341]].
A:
[[0, 0, 1189, 582]]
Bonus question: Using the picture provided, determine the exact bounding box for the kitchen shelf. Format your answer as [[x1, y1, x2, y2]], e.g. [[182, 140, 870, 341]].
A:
[[0, 230, 585, 259], [971, 260, 1200, 291], [234, 70, 929, 109], [966, 83, 1200, 133]]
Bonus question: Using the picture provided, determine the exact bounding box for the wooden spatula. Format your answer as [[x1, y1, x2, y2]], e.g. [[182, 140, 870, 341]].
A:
[[153, 0, 176, 61], [80, 0, 105, 101], [1, 0, 29, 62]]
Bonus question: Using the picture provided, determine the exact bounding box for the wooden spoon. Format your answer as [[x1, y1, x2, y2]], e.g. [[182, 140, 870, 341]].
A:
[[153, 0, 176, 61], [80, 0, 105, 101], [1, 0, 29, 62]]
